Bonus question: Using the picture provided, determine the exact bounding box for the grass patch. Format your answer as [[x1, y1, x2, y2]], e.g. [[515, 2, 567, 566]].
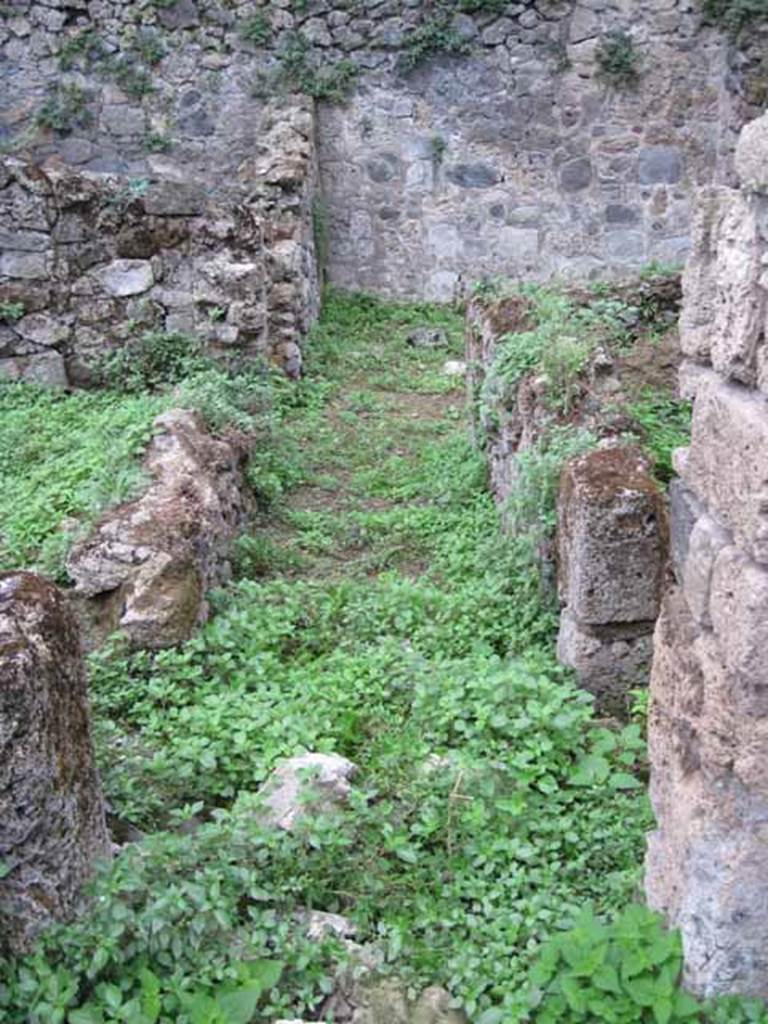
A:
[[0, 383, 167, 577]]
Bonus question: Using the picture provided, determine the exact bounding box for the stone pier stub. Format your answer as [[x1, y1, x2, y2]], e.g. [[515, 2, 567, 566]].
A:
[[645, 110, 768, 998], [556, 445, 668, 713], [0, 572, 111, 955]]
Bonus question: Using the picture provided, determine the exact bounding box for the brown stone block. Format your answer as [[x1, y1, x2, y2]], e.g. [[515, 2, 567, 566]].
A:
[[557, 446, 668, 625]]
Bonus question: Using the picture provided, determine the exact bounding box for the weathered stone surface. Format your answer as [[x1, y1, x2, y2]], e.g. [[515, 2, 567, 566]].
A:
[[681, 374, 768, 563], [668, 478, 702, 583], [682, 514, 731, 628], [557, 446, 668, 626], [66, 409, 253, 649], [256, 753, 357, 832], [557, 611, 654, 713], [0, 109, 319, 382], [735, 110, 768, 193], [0, 351, 68, 387], [0, 572, 111, 955]]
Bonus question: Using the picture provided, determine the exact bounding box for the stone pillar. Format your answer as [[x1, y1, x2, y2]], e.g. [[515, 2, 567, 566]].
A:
[[645, 111, 768, 998], [0, 572, 111, 955], [555, 445, 668, 714]]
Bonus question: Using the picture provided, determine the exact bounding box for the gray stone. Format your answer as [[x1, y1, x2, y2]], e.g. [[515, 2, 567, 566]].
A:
[[681, 374, 768, 563], [446, 163, 501, 189], [735, 111, 768, 194], [406, 326, 448, 348], [638, 146, 684, 185], [669, 478, 703, 583], [557, 611, 655, 713], [0, 229, 50, 251], [559, 157, 592, 192], [682, 514, 731, 628], [143, 181, 206, 217], [15, 312, 69, 348], [0, 351, 68, 387], [255, 752, 357, 832], [0, 251, 48, 279], [0, 573, 111, 955], [157, 0, 199, 29], [97, 259, 154, 297]]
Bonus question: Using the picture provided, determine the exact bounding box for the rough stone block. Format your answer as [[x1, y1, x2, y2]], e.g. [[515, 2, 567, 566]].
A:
[[0, 573, 111, 954], [556, 611, 654, 713], [682, 374, 768, 563], [0, 251, 48, 279], [735, 110, 768, 194], [557, 446, 668, 626], [709, 192, 768, 386], [0, 351, 68, 387], [143, 181, 206, 217], [679, 186, 734, 363], [97, 259, 154, 298]]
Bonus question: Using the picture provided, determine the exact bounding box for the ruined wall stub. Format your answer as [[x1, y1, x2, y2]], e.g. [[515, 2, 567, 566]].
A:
[[645, 111, 768, 998], [0, 572, 111, 954], [556, 446, 668, 714], [0, 101, 319, 385]]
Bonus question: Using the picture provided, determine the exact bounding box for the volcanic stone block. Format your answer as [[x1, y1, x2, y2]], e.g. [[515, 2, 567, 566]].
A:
[[557, 446, 668, 626], [556, 611, 654, 713], [0, 572, 111, 954]]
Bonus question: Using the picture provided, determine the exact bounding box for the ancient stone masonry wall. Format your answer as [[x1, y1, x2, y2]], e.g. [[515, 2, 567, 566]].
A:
[[0, 2, 764, 303], [0, 101, 318, 384], [645, 112, 768, 998]]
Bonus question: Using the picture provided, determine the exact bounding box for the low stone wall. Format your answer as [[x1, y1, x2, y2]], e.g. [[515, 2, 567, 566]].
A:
[[645, 112, 768, 998], [0, 100, 319, 386], [67, 407, 254, 649]]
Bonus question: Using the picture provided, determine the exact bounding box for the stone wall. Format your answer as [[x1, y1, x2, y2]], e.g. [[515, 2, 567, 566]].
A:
[[1, 2, 765, 304], [645, 112, 768, 998], [0, 101, 318, 385]]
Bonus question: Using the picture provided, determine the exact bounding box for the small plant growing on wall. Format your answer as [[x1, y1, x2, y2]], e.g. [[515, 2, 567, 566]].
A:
[[0, 301, 25, 322], [36, 82, 93, 134], [240, 11, 272, 46], [430, 134, 448, 166], [595, 30, 640, 89]]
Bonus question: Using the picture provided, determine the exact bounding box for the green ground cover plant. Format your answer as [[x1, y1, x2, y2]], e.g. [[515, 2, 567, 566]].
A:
[[0, 291, 758, 1023]]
